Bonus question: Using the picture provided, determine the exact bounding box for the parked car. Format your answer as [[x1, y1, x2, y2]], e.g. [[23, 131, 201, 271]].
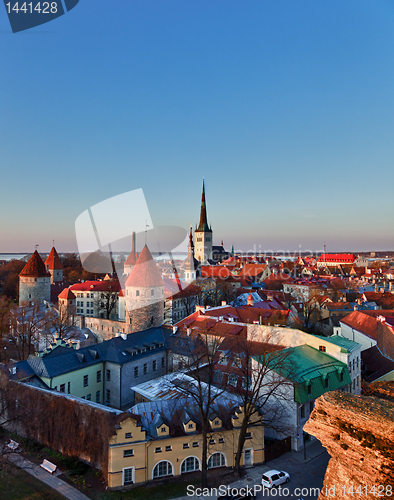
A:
[[261, 469, 290, 488]]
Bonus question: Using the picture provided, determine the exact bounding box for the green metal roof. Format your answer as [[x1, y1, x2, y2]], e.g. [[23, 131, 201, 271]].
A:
[[321, 334, 360, 353], [254, 344, 351, 404]]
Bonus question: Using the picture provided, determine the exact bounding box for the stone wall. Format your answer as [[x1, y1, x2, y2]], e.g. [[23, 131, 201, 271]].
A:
[[84, 317, 129, 342], [19, 276, 51, 305], [304, 385, 394, 499]]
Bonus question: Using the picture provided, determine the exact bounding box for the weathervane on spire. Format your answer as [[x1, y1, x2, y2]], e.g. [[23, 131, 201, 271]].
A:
[[35, 244, 39, 251], [145, 220, 150, 245]]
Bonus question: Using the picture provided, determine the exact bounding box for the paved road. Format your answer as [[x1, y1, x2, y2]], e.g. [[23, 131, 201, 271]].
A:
[[178, 440, 330, 500]]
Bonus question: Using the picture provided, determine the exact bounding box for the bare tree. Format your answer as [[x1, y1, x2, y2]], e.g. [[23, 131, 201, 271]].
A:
[[45, 303, 80, 342], [214, 331, 294, 476], [95, 282, 120, 320], [8, 302, 50, 360], [170, 329, 227, 488], [0, 298, 11, 362]]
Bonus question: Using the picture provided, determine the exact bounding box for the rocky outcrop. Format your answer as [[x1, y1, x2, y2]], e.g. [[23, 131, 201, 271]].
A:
[[304, 382, 394, 499]]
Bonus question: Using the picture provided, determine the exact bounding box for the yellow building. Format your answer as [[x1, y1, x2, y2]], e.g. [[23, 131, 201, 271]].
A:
[[108, 402, 264, 488]]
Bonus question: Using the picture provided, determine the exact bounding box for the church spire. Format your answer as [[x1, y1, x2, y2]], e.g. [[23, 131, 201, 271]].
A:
[[197, 178, 210, 232]]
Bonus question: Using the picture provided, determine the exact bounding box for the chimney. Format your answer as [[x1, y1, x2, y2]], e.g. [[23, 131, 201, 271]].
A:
[[132, 231, 136, 255], [186, 328, 191, 336], [375, 284, 378, 293], [353, 304, 358, 311], [120, 333, 127, 340], [172, 326, 178, 334]]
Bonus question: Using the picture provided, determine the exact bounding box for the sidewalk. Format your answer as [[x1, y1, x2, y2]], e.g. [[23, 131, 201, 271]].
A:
[[7, 453, 91, 500], [175, 439, 328, 500]]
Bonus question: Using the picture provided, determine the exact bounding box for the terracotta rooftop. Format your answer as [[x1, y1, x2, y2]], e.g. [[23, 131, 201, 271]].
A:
[[340, 311, 378, 340], [45, 247, 63, 271], [124, 250, 137, 266], [125, 245, 164, 288], [58, 288, 76, 300], [70, 280, 121, 292], [19, 251, 50, 278]]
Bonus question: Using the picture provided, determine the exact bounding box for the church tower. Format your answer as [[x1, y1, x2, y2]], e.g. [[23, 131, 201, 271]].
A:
[[184, 225, 196, 283], [125, 245, 164, 332], [19, 251, 51, 305], [45, 247, 63, 283], [194, 179, 213, 264]]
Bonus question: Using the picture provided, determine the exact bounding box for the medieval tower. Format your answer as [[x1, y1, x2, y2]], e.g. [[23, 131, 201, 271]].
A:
[[19, 250, 51, 305], [194, 179, 213, 264], [125, 244, 164, 332], [44, 246, 63, 283]]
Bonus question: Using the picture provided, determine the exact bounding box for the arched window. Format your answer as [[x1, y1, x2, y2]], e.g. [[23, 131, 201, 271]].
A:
[[207, 452, 226, 469], [136, 290, 139, 296], [153, 460, 173, 479], [181, 456, 200, 474]]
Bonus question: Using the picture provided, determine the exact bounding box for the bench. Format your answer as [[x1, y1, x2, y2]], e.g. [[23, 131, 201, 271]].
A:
[[7, 440, 19, 451], [40, 459, 57, 474]]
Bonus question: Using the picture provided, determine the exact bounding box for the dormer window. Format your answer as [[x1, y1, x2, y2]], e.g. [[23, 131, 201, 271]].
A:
[[319, 345, 326, 352]]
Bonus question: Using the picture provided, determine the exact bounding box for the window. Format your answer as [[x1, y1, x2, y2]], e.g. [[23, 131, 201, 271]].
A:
[[209, 439, 215, 445], [151, 290, 154, 296], [97, 371, 101, 383], [125, 432, 132, 439], [124, 449, 134, 457], [318, 345, 326, 352], [136, 290, 139, 297], [153, 360, 157, 371], [165, 445, 172, 452], [301, 405, 305, 419], [340, 371, 344, 382], [106, 389, 110, 403], [245, 432, 252, 440], [123, 467, 134, 485], [307, 383, 312, 395], [96, 391, 100, 403], [309, 401, 314, 414], [228, 373, 238, 387], [188, 423, 194, 429], [59, 384, 65, 393], [219, 438, 225, 444], [86, 394, 91, 401], [67, 382, 70, 394], [83, 375, 89, 387], [162, 357, 165, 368], [161, 427, 167, 433], [143, 363, 147, 375], [134, 366, 138, 378], [193, 442, 199, 447], [181, 457, 200, 473], [324, 377, 329, 388], [155, 447, 162, 453], [183, 443, 189, 449], [207, 452, 226, 469], [348, 363, 352, 373], [214, 420, 220, 426], [153, 461, 173, 478], [106, 369, 111, 381]]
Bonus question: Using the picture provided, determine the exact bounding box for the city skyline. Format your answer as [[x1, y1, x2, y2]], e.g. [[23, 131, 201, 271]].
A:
[[1, 0, 394, 252]]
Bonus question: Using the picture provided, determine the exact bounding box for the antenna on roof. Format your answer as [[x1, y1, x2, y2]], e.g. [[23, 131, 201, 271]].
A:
[[52, 239, 55, 247], [35, 244, 39, 251], [145, 220, 149, 245]]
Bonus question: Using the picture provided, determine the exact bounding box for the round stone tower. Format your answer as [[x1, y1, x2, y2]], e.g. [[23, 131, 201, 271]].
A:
[[45, 246, 63, 284], [19, 250, 51, 305], [125, 244, 164, 332]]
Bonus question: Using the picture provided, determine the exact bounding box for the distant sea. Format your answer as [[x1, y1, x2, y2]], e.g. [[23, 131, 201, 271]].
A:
[[0, 254, 28, 261]]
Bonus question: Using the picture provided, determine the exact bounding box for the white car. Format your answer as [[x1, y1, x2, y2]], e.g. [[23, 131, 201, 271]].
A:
[[261, 469, 290, 488]]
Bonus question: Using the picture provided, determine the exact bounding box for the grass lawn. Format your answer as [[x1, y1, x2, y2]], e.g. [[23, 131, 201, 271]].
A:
[[0, 465, 66, 500]]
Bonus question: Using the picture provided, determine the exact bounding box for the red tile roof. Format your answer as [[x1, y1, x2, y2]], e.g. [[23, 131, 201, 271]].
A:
[[125, 245, 164, 288], [70, 280, 121, 292], [318, 253, 355, 263], [124, 250, 137, 266], [238, 263, 268, 278], [200, 266, 233, 279], [58, 288, 76, 300], [19, 251, 50, 278], [45, 247, 63, 270], [340, 311, 378, 340]]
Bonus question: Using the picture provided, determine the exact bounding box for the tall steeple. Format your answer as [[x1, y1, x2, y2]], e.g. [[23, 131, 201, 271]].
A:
[[197, 178, 210, 232], [194, 178, 213, 264]]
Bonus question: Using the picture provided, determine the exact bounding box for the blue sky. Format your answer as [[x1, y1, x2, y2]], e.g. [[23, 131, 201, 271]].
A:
[[1, 0, 393, 253]]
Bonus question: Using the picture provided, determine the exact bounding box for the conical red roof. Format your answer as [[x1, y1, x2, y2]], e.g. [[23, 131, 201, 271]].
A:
[[124, 250, 137, 266], [58, 288, 76, 300], [125, 245, 164, 287], [20, 251, 50, 278], [45, 247, 63, 270]]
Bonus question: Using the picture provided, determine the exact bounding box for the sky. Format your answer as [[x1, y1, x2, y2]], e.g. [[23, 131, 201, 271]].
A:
[[0, 0, 394, 254]]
